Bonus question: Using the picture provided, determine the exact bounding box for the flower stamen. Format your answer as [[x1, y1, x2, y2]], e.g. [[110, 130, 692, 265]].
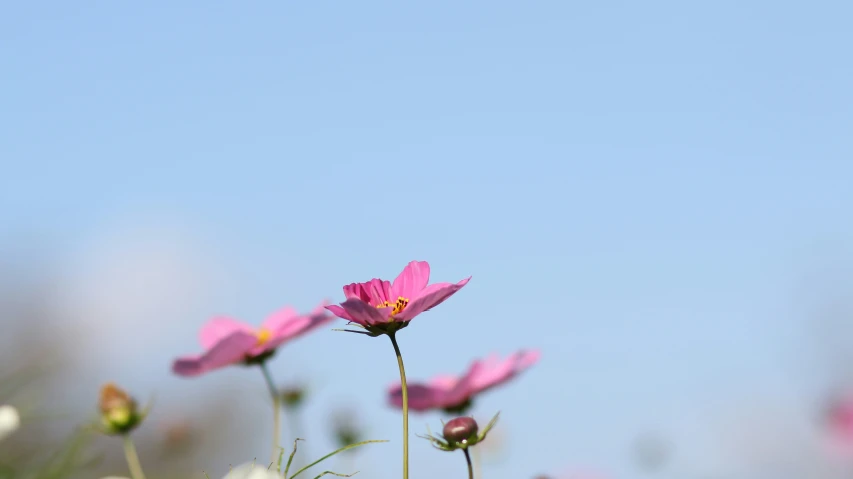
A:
[[256, 328, 272, 346], [376, 296, 409, 316]]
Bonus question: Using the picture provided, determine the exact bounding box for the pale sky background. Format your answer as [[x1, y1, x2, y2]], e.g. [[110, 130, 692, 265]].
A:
[[1, 2, 853, 478]]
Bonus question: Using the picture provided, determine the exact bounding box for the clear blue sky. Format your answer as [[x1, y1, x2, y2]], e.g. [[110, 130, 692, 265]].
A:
[[2, 2, 852, 478]]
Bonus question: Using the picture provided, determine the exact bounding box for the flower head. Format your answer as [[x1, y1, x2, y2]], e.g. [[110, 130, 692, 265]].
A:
[[0, 405, 20, 442], [172, 301, 333, 377], [281, 384, 307, 409], [98, 383, 145, 434], [330, 407, 363, 450], [326, 261, 470, 337], [420, 412, 498, 451], [388, 350, 540, 413]]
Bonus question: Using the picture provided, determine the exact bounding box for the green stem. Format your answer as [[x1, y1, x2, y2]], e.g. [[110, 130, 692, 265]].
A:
[[122, 435, 147, 479], [473, 442, 482, 479], [463, 448, 474, 479], [260, 362, 281, 464], [389, 333, 409, 479]]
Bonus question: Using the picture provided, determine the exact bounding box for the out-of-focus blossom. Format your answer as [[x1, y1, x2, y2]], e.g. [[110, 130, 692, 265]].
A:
[[0, 405, 20, 441], [330, 407, 363, 450], [280, 384, 307, 409], [221, 463, 281, 479], [388, 350, 540, 412], [172, 301, 332, 377], [98, 383, 145, 435], [327, 260, 470, 336], [825, 390, 853, 456]]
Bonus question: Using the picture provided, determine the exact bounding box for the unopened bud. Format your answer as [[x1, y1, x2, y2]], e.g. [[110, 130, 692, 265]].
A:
[[98, 383, 143, 434], [281, 386, 306, 409], [443, 416, 478, 446]]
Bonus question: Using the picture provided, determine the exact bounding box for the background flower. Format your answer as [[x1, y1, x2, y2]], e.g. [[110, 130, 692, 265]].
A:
[[388, 350, 540, 412], [172, 301, 333, 377]]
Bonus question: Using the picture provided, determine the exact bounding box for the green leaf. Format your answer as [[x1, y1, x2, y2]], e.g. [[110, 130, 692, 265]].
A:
[[284, 439, 303, 478], [312, 471, 357, 479], [287, 440, 387, 479]]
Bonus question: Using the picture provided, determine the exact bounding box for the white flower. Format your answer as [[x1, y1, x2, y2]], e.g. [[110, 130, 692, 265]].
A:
[[222, 463, 282, 479], [0, 405, 20, 442]]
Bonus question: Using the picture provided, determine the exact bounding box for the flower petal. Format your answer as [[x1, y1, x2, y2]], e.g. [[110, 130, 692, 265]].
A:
[[260, 306, 299, 333], [387, 382, 445, 412], [390, 260, 431, 299], [393, 277, 470, 322], [199, 317, 254, 350], [172, 332, 258, 377], [339, 298, 392, 326], [326, 304, 356, 322], [266, 301, 334, 348], [464, 349, 540, 395], [343, 282, 371, 302]]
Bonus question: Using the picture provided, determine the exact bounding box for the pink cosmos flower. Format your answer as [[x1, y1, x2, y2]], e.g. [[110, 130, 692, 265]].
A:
[[326, 260, 470, 335], [388, 350, 540, 412], [172, 301, 333, 377]]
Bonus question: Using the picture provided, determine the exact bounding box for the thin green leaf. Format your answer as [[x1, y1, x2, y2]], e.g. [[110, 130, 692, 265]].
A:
[[287, 440, 387, 479], [276, 445, 286, 473], [312, 471, 358, 479], [284, 439, 304, 478]]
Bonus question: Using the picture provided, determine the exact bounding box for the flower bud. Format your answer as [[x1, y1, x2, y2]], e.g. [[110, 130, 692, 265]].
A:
[[98, 383, 143, 434], [281, 386, 306, 409], [442, 416, 479, 446]]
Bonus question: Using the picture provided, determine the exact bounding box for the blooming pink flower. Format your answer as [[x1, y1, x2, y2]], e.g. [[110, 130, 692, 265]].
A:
[[326, 260, 470, 335], [388, 350, 540, 412], [172, 301, 333, 377]]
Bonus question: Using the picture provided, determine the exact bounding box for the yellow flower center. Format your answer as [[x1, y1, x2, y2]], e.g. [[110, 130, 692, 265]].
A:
[[376, 296, 409, 316], [256, 328, 272, 346]]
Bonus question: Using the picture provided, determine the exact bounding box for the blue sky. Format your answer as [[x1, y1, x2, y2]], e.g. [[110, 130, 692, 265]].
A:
[[2, 1, 853, 478]]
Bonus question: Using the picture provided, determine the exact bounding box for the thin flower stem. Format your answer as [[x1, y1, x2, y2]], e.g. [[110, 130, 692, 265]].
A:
[[473, 442, 482, 479], [463, 448, 474, 479], [389, 332, 409, 479], [260, 362, 282, 464], [122, 434, 147, 479]]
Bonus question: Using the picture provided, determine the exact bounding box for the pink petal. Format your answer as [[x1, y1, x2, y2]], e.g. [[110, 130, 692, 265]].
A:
[[339, 298, 392, 326], [365, 278, 392, 304], [198, 317, 254, 350], [343, 282, 372, 302], [266, 302, 334, 348], [394, 277, 470, 322], [387, 382, 445, 412], [465, 349, 540, 395], [260, 306, 300, 333], [172, 332, 258, 377], [326, 304, 355, 322], [390, 261, 431, 299]]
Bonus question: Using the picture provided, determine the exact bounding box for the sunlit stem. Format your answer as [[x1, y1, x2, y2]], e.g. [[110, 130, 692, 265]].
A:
[[260, 361, 281, 463], [122, 434, 147, 479], [389, 332, 409, 479], [463, 448, 474, 479]]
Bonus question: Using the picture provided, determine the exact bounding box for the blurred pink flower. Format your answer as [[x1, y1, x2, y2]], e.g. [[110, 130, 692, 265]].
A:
[[326, 260, 470, 333], [388, 350, 540, 412], [825, 391, 853, 456], [172, 301, 332, 377]]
